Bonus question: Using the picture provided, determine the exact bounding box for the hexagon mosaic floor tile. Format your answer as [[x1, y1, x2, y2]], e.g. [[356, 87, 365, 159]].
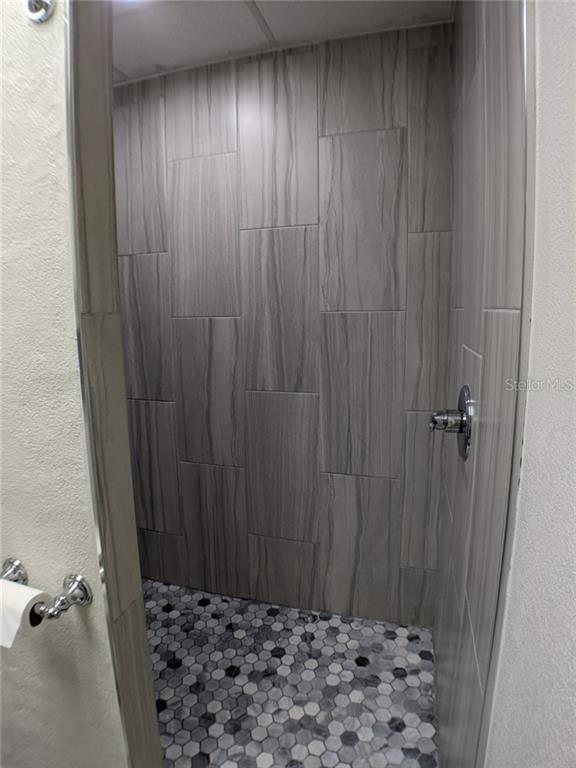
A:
[[143, 579, 439, 768]]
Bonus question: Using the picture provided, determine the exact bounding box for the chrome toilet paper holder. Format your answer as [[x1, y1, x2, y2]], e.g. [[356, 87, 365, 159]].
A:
[[1, 558, 93, 620]]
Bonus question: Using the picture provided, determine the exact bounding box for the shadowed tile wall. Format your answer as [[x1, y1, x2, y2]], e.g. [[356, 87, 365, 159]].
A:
[[434, 3, 526, 767], [114, 26, 453, 626]]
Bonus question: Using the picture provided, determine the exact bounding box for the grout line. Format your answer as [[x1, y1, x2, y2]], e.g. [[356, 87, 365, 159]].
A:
[[320, 309, 406, 314], [408, 228, 455, 234], [320, 125, 407, 139], [247, 531, 317, 546], [171, 316, 241, 320], [137, 526, 184, 539], [168, 150, 237, 164], [178, 460, 246, 471], [240, 224, 318, 234], [482, 307, 522, 313], [240, 222, 317, 232], [117, 251, 168, 258], [246, 390, 319, 396], [320, 471, 401, 482], [128, 398, 176, 404]]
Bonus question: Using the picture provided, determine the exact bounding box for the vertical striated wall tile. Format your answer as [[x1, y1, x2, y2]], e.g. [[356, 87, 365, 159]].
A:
[[180, 463, 249, 598], [165, 60, 236, 160], [118, 252, 174, 400], [320, 129, 407, 311], [113, 79, 167, 255], [405, 233, 451, 410], [127, 400, 180, 534], [170, 153, 240, 316], [248, 534, 315, 609], [320, 312, 405, 478], [408, 43, 453, 232], [238, 50, 318, 228], [401, 412, 441, 570], [246, 392, 319, 541], [175, 318, 244, 466], [241, 226, 319, 392], [319, 31, 406, 135], [313, 474, 402, 621]]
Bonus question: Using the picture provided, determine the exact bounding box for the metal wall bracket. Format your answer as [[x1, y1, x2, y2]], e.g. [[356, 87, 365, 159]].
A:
[[33, 574, 93, 620], [24, 0, 56, 24], [1, 558, 29, 585]]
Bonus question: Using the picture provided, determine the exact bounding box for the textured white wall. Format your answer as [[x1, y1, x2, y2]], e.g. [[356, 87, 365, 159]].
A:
[[0, 2, 129, 766], [485, 2, 576, 766]]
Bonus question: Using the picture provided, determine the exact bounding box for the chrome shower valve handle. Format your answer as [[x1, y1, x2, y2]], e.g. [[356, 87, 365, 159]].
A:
[[429, 385, 473, 460], [428, 409, 467, 433]]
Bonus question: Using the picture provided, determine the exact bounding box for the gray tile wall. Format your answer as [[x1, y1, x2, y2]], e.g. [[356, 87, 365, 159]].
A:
[[434, 2, 526, 767], [114, 25, 454, 627]]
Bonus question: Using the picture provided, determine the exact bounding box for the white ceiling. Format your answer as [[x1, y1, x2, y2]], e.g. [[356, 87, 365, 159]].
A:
[[113, 0, 454, 83]]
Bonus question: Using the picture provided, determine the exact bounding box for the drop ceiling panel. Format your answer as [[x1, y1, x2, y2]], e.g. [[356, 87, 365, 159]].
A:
[[256, 1, 454, 46], [113, 1, 270, 81], [113, 0, 454, 83]]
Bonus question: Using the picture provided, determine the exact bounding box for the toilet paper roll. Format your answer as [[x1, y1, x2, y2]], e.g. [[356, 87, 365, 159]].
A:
[[0, 580, 50, 649]]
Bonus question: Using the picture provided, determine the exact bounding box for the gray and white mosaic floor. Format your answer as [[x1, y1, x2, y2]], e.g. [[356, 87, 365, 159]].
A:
[[143, 579, 439, 768]]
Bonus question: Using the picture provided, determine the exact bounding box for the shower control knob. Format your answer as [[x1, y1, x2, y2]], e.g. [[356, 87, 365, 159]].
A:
[[429, 410, 465, 433], [429, 385, 473, 460]]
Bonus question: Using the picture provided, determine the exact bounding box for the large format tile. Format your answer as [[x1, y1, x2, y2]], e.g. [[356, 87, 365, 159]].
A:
[[109, 598, 162, 768], [313, 474, 401, 621], [113, 79, 166, 255], [451, 98, 464, 309], [241, 226, 319, 392], [245, 392, 319, 541], [118, 252, 174, 400], [445, 600, 484, 768], [402, 412, 441, 570], [399, 567, 438, 627], [238, 50, 318, 228], [79, 314, 142, 620], [405, 233, 451, 410], [248, 535, 315, 609], [127, 400, 180, 534], [434, 552, 459, 730], [174, 318, 243, 466], [408, 23, 454, 49], [441, 308, 464, 513], [170, 154, 239, 316], [72, 1, 119, 313], [180, 463, 249, 598], [408, 43, 453, 232], [435, 563, 484, 768], [460, 62, 487, 353], [450, 344, 482, 615], [483, 1, 525, 309], [318, 31, 406, 135], [319, 129, 407, 311], [320, 312, 404, 478], [137, 528, 189, 586], [165, 60, 236, 160], [467, 310, 520, 684]]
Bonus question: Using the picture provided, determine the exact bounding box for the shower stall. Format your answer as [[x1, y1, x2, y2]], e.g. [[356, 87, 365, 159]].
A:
[[105, 2, 527, 767], [114, 23, 451, 630]]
